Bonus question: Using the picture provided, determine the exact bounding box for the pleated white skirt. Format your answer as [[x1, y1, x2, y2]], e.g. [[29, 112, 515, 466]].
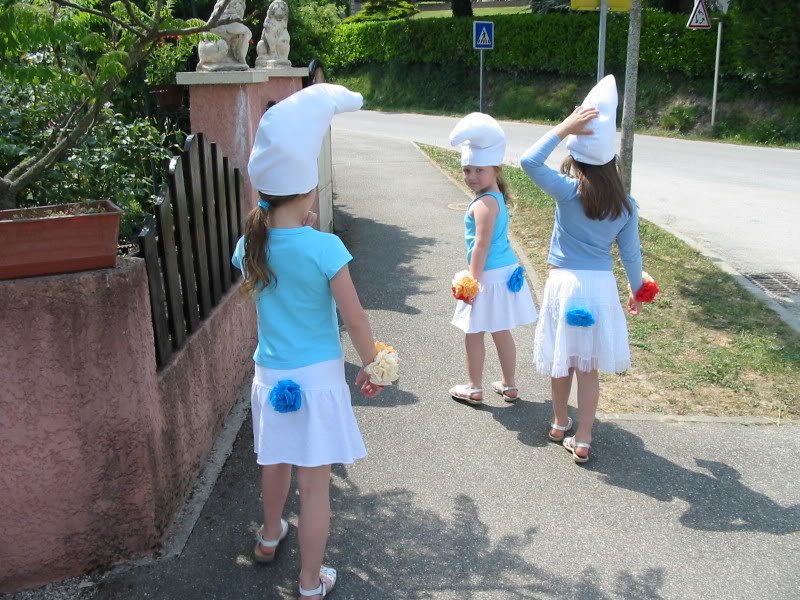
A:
[[251, 359, 367, 467], [533, 269, 631, 378], [451, 263, 538, 334]]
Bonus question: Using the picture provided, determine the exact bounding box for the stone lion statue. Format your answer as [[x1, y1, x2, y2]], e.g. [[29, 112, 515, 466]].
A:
[[196, 0, 252, 72], [255, 0, 291, 69]]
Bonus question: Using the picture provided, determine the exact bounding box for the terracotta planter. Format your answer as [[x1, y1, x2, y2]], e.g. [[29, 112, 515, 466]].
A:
[[150, 84, 184, 112], [0, 200, 123, 280]]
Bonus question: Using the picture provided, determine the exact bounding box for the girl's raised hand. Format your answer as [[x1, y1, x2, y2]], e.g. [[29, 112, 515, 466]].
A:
[[355, 367, 384, 398], [554, 106, 600, 138]]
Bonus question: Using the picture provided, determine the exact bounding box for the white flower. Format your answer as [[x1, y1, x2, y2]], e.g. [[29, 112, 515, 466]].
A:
[[364, 349, 400, 386]]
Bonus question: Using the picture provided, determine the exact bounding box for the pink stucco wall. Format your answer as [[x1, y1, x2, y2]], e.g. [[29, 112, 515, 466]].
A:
[[188, 77, 304, 211], [0, 258, 255, 593]]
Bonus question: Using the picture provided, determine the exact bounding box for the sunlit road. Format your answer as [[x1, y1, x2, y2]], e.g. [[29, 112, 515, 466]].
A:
[[333, 111, 800, 290]]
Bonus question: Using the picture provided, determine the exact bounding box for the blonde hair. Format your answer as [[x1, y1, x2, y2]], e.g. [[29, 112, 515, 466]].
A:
[[496, 168, 512, 204], [239, 192, 299, 297]]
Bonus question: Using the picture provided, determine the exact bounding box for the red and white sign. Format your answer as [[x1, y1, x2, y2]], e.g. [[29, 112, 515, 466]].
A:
[[687, 0, 712, 29]]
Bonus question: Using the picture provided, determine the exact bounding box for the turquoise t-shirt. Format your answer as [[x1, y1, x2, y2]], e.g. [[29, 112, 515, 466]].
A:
[[232, 227, 352, 369], [464, 191, 518, 271]]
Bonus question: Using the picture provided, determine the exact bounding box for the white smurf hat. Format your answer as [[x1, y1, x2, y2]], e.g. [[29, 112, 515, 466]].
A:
[[566, 75, 618, 166], [449, 112, 506, 167], [248, 83, 363, 196]]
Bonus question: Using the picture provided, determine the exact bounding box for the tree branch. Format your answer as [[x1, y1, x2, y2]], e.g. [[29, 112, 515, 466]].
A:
[[50, 0, 146, 37], [120, 0, 147, 29]]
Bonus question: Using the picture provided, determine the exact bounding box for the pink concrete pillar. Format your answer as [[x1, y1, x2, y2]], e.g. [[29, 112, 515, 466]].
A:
[[177, 68, 309, 211]]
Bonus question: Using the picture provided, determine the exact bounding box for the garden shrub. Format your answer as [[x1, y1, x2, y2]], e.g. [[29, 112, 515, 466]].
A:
[[345, 0, 418, 23]]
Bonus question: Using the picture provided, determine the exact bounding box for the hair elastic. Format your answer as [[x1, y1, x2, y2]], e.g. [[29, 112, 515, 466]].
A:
[[258, 199, 270, 210]]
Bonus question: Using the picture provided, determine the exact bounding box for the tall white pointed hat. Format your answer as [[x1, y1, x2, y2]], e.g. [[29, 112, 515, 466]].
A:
[[249, 83, 363, 196], [566, 75, 618, 166], [449, 112, 506, 167]]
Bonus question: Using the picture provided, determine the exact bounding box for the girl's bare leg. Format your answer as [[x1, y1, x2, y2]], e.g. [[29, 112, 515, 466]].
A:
[[490, 329, 517, 398], [297, 465, 333, 597], [550, 369, 574, 438], [574, 369, 599, 458], [464, 332, 485, 400], [261, 463, 292, 541]]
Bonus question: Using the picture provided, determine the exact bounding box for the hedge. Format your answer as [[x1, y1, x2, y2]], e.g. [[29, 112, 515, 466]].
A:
[[326, 12, 726, 77]]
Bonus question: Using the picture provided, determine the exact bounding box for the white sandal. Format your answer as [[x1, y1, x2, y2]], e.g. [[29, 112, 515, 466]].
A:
[[548, 417, 573, 442], [491, 381, 519, 403], [449, 384, 483, 405], [563, 436, 591, 464], [254, 519, 288, 563], [298, 566, 337, 598]]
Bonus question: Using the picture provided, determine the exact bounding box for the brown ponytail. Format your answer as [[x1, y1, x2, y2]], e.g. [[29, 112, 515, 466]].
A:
[[240, 192, 299, 297], [560, 155, 631, 221]]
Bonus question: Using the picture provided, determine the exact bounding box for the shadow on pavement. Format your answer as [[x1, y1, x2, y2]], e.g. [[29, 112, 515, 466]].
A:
[[590, 423, 800, 535], [334, 204, 436, 316]]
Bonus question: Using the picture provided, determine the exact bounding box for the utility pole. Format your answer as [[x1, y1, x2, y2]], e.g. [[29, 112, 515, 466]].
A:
[[597, 0, 609, 81], [620, 0, 641, 195]]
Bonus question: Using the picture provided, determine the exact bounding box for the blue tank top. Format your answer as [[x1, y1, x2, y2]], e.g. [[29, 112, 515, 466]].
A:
[[464, 191, 518, 270]]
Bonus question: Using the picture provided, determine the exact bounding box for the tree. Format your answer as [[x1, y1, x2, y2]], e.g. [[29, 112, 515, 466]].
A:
[[0, 0, 242, 210], [451, 0, 472, 18]]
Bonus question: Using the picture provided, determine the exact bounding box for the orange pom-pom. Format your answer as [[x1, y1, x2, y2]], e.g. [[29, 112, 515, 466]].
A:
[[451, 271, 480, 301]]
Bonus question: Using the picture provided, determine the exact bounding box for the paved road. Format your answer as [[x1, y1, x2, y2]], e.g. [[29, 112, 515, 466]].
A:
[[71, 130, 800, 600], [334, 111, 800, 325]]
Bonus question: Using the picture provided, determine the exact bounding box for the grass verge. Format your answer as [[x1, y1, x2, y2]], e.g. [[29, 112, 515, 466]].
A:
[[417, 142, 800, 418]]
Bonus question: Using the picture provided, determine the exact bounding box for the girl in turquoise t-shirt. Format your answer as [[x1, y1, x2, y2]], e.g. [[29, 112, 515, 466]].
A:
[[236, 83, 398, 600], [447, 113, 538, 405]]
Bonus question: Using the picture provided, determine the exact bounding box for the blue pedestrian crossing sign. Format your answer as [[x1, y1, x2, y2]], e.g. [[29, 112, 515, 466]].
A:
[[473, 21, 494, 50]]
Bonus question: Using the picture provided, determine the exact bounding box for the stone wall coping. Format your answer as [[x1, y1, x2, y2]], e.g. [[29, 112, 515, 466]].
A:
[[176, 68, 309, 86]]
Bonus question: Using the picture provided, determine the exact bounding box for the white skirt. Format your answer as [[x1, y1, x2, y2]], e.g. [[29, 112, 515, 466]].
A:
[[533, 269, 631, 378], [451, 263, 538, 334], [251, 359, 367, 467]]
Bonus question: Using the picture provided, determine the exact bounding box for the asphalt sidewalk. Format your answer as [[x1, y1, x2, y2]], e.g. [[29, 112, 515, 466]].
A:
[[15, 130, 800, 600]]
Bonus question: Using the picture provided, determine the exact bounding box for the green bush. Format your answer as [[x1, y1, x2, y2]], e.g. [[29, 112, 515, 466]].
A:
[[327, 12, 722, 77], [345, 0, 418, 23], [728, 0, 800, 90], [0, 81, 177, 245]]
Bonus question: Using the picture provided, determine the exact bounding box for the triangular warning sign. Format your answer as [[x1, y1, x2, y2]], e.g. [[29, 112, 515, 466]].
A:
[[687, 0, 711, 29], [478, 27, 490, 46]]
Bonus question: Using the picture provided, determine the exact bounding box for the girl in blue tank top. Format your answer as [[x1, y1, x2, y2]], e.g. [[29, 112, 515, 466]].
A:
[[447, 113, 538, 405]]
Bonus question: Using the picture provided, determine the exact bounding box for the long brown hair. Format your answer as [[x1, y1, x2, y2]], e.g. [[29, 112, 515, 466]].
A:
[[240, 192, 299, 297], [560, 155, 631, 220]]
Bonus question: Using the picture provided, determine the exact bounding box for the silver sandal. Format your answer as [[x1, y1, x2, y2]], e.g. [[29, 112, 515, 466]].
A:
[[298, 566, 337, 598], [449, 384, 483, 405], [563, 436, 591, 464], [254, 519, 288, 563], [548, 417, 573, 442], [491, 381, 519, 403]]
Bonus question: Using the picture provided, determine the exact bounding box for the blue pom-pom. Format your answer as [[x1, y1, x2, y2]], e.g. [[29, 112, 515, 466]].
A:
[[270, 380, 302, 413], [507, 266, 525, 292], [566, 308, 595, 327]]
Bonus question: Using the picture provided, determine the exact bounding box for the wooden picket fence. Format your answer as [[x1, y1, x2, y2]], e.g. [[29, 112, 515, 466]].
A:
[[139, 133, 244, 369]]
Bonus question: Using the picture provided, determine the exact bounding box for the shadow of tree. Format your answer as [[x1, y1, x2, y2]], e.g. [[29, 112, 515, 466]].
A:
[[589, 423, 800, 535], [333, 203, 437, 316]]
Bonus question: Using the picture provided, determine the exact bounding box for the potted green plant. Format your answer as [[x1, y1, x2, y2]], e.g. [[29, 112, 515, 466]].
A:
[[0, 200, 123, 279], [145, 36, 196, 112]]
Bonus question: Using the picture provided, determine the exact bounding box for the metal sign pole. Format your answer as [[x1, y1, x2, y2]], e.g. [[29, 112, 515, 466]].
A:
[[479, 48, 485, 113], [711, 19, 723, 127], [597, 0, 609, 82]]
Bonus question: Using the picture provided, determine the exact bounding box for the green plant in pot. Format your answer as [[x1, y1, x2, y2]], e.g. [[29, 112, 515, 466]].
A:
[[145, 35, 199, 112]]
